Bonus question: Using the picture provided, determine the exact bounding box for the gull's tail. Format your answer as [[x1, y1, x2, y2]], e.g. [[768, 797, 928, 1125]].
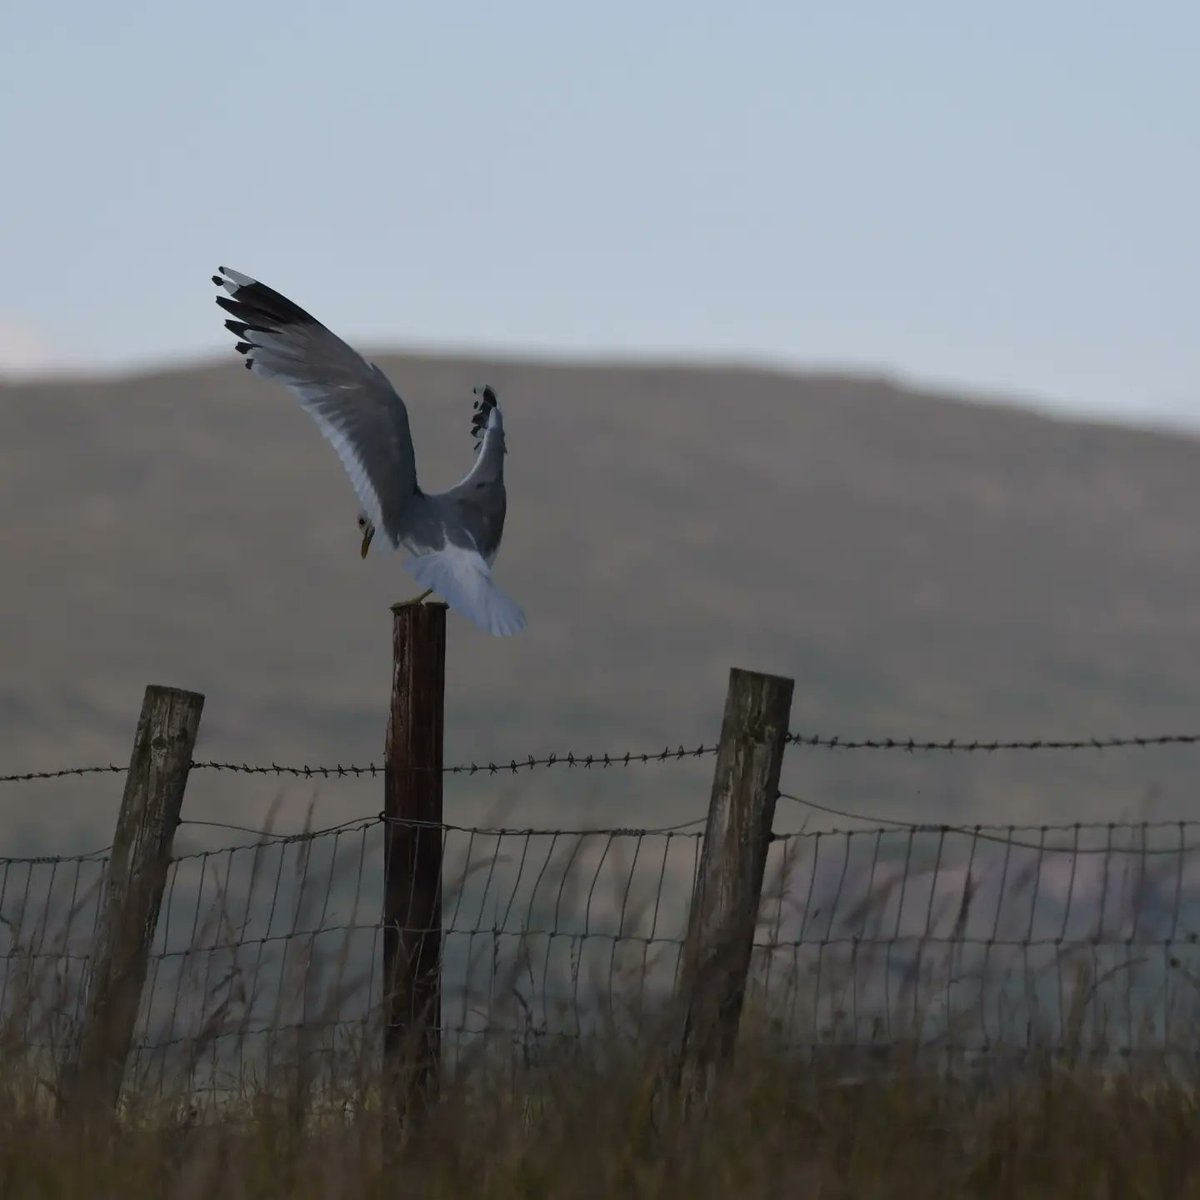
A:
[[404, 545, 526, 637]]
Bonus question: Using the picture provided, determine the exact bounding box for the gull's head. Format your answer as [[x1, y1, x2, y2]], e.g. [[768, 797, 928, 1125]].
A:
[[357, 513, 375, 558], [472, 384, 497, 404]]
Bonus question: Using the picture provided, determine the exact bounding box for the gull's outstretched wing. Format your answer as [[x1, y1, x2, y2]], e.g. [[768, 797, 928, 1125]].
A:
[[213, 267, 418, 545], [406, 384, 522, 635], [437, 387, 508, 566]]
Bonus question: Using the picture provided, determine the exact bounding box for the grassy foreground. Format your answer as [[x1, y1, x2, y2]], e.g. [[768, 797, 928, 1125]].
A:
[[4, 1040, 1200, 1199]]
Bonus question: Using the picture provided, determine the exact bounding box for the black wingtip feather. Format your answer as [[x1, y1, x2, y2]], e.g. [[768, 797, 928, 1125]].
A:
[[470, 384, 498, 441], [213, 273, 321, 333], [234, 279, 319, 328]]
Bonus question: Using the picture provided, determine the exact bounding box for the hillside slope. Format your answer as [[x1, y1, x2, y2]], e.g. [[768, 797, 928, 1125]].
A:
[[2, 356, 1198, 848]]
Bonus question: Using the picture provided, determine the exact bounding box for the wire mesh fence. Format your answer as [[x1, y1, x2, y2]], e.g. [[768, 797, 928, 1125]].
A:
[[4, 730, 1200, 1104], [6, 815, 1200, 1098], [755, 818, 1200, 1072], [0, 812, 709, 1100]]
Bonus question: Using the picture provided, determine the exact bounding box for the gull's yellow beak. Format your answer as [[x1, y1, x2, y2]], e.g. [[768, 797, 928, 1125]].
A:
[[360, 525, 375, 558]]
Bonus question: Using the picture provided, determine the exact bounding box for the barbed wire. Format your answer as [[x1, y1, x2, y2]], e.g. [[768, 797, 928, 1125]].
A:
[[785, 732, 1200, 752], [191, 744, 720, 777], [0, 764, 127, 784], [6, 728, 1200, 787], [0, 744, 720, 785]]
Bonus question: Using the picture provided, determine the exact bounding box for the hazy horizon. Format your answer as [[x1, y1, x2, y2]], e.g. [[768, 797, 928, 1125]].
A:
[[8, 342, 1200, 447]]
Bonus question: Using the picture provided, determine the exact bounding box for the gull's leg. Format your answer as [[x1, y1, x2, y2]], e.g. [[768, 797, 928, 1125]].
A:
[[392, 589, 434, 610]]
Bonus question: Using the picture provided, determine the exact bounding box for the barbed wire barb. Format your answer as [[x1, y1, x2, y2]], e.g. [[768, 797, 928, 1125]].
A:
[[784, 732, 1200, 752], [0, 742, 723, 784], [6, 729, 1200, 787]]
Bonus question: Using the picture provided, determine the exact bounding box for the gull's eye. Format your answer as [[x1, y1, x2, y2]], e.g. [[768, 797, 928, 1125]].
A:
[[357, 516, 366, 529]]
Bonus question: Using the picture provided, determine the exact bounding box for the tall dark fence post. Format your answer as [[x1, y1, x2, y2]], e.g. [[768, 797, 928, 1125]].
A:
[[382, 600, 446, 1132], [669, 667, 793, 1107], [63, 683, 204, 1115]]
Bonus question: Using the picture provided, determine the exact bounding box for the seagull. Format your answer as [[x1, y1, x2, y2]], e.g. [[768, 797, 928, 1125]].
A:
[[212, 267, 525, 636]]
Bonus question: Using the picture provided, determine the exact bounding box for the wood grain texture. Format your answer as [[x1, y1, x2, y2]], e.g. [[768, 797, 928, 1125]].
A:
[[671, 667, 793, 1106], [65, 683, 204, 1113], [382, 601, 446, 1130]]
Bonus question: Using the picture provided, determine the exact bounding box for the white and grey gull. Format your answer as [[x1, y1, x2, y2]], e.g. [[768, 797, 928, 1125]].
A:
[[212, 267, 526, 636]]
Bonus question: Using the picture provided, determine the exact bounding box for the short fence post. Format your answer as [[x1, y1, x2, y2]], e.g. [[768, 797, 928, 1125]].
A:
[[668, 666, 793, 1107], [62, 683, 205, 1114], [382, 600, 446, 1133]]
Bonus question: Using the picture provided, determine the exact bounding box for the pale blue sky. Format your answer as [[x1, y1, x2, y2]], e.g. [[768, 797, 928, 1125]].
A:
[[3, 2, 1197, 428]]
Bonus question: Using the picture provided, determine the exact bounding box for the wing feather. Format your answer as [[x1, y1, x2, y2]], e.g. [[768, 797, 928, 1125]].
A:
[[213, 267, 418, 543], [404, 545, 526, 637]]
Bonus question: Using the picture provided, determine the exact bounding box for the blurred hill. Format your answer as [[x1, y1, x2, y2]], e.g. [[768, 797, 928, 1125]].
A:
[[2, 354, 1199, 851]]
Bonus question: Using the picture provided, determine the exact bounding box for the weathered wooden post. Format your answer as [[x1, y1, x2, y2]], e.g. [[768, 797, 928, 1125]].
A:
[[382, 600, 446, 1133], [668, 667, 793, 1107], [63, 684, 205, 1114]]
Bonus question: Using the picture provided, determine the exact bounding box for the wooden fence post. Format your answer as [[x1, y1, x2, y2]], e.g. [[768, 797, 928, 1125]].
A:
[[668, 666, 793, 1106], [382, 600, 446, 1132], [63, 683, 204, 1114]]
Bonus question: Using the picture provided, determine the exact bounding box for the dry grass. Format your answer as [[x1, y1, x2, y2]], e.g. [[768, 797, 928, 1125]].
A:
[[7, 814, 1200, 1196], [4, 1035, 1200, 1198]]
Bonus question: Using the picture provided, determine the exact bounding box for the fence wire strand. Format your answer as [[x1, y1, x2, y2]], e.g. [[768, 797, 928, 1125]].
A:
[[5, 726, 1200, 785], [784, 732, 1200, 751], [777, 791, 1200, 855], [0, 744, 721, 785]]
